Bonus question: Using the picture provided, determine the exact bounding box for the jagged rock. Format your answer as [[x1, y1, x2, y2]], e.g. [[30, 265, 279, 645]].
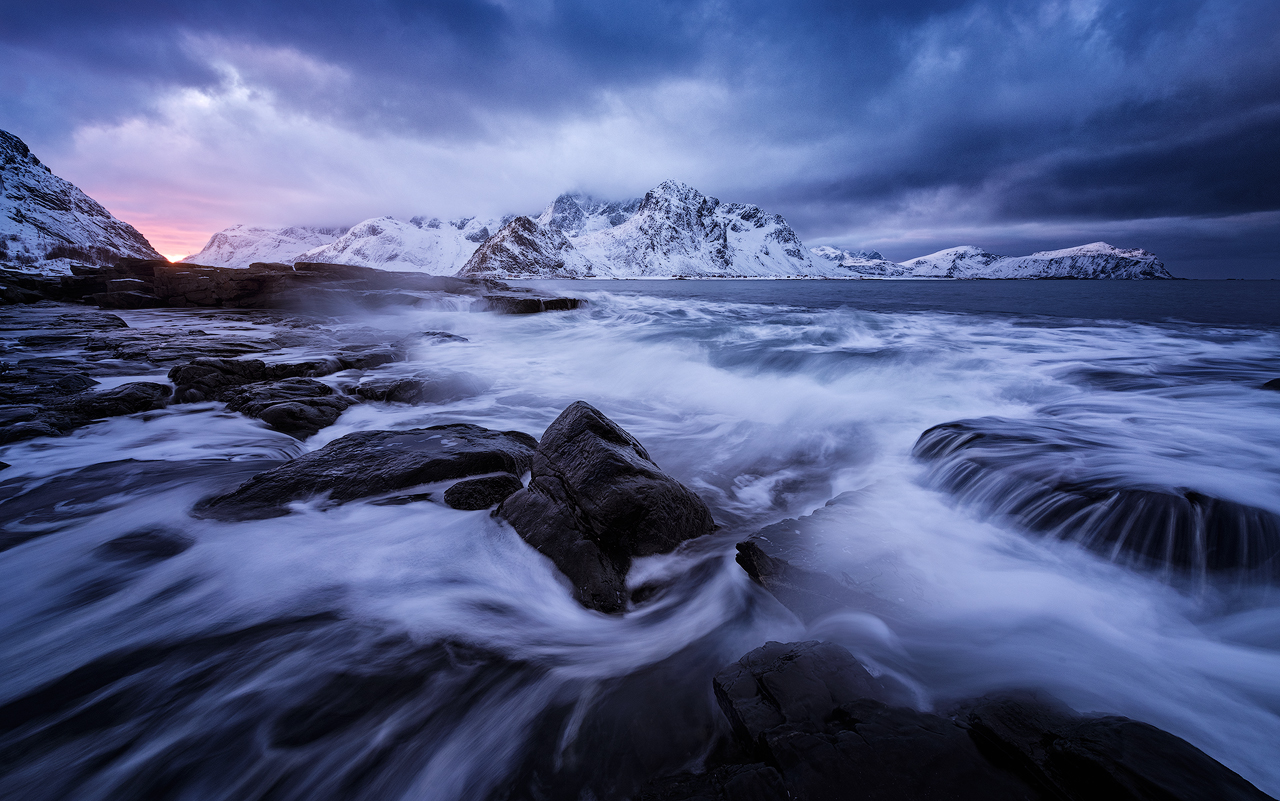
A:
[[443, 474, 524, 510], [221, 378, 356, 438], [498, 401, 716, 613], [198, 424, 537, 520], [913, 418, 1280, 582]]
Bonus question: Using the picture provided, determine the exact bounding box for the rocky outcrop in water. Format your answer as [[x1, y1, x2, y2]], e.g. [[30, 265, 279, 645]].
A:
[[199, 424, 537, 520], [643, 640, 1273, 801], [498, 401, 717, 613], [912, 418, 1280, 582]]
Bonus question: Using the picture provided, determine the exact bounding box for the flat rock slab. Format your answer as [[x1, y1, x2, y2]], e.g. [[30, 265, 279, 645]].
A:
[[498, 401, 715, 613], [198, 424, 537, 520]]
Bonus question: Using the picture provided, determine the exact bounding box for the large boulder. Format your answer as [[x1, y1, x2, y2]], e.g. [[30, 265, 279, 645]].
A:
[[197, 424, 537, 520], [498, 401, 716, 613], [643, 641, 1274, 801]]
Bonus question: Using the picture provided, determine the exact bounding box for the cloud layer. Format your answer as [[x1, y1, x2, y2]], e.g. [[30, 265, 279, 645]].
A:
[[2, 0, 1277, 274]]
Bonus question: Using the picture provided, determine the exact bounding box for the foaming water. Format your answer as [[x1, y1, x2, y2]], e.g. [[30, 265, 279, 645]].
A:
[[2, 282, 1279, 798]]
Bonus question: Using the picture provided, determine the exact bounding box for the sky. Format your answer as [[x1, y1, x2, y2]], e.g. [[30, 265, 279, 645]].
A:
[[2, 0, 1278, 276]]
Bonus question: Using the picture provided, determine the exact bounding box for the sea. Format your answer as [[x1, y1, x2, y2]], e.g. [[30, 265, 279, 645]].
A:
[[1, 279, 1278, 799]]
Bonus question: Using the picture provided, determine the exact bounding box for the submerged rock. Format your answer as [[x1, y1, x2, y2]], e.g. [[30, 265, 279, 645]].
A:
[[643, 641, 1273, 801], [94, 527, 195, 562], [198, 424, 537, 520], [498, 401, 716, 613], [913, 418, 1280, 582]]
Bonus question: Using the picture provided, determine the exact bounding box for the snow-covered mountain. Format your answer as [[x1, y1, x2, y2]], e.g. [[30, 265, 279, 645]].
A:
[[297, 215, 500, 274], [462, 216, 595, 277], [184, 181, 1174, 280], [460, 181, 834, 278], [890, 242, 1172, 279], [181, 224, 347, 269], [810, 246, 908, 277], [1, 129, 161, 274]]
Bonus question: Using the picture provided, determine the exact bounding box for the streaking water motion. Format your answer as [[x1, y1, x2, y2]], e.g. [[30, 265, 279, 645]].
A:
[[1, 281, 1278, 799]]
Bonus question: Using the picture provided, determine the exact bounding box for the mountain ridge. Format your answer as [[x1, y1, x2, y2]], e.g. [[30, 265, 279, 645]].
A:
[[1, 129, 162, 273]]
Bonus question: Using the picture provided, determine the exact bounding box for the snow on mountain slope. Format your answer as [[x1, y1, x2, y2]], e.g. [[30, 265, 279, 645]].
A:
[[460, 216, 595, 278], [479, 181, 830, 278], [898, 245, 1007, 278], [182, 224, 347, 269], [810, 246, 908, 277], [1, 129, 161, 275], [297, 215, 500, 274], [896, 242, 1172, 279], [986, 243, 1173, 279], [535, 192, 641, 236]]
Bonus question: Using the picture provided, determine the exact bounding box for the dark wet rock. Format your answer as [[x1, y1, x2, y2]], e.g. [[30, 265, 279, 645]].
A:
[[57, 381, 171, 419], [480, 294, 585, 314], [1263, 378, 1280, 391], [84, 328, 272, 363], [913, 418, 1280, 582], [0, 381, 170, 443], [444, 474, 524, 510], [168, 357, 344, 404], [354, 376, 430, 404], [413, 330, 468, 344], [644, 641, 1274, 801], [221, 378, 355, 438], [94, 527, 195, 562], [355, 371, 490, 405], [198, 424, 537, 520], [960, 693, 1274, 801], [336, 347, 399, 370], [0, 420, 61, 444], [498, 401, 716, 613]]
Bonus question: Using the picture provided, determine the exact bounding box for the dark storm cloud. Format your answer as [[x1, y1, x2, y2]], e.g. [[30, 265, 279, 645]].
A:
[[2, 0, 1277, 271]]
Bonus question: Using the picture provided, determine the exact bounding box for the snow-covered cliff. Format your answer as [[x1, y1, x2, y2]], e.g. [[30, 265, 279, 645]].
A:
[[1, 129, 161, 274]]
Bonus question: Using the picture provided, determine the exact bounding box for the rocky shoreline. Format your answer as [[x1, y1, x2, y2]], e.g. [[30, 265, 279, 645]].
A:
[[0, 292, 1276, 799]]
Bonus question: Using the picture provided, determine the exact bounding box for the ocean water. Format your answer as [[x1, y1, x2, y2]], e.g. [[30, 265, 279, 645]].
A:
[[1, 280, 1278, 799]]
